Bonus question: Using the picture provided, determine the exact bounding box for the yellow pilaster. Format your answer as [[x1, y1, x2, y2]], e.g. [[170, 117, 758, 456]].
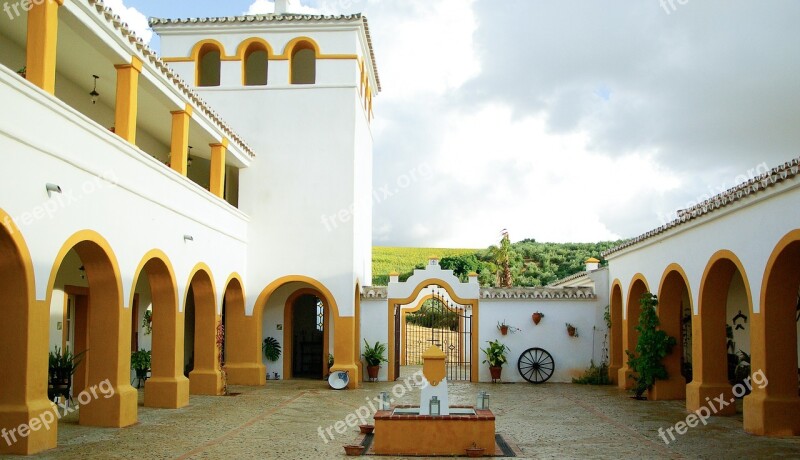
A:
[[209, 140, 227, 198], [26, 0, 64, 94], [170, 105, 192, 176], [114, 57, 143, 144], [331, 315, 360, 389]]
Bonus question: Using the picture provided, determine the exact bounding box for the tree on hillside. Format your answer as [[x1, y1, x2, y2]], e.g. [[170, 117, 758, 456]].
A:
[[488, 230, 514, 287]]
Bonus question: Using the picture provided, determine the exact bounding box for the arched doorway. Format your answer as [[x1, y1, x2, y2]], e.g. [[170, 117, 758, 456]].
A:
[[0, 211, 56, 454], [652, 265, 692, 400], [687, 251, 751, 415], [131, 252, 188, 409], [608, 282, 623, 384], [744, 231, 800, 435], [221, 275, 259, 385], [400, 287, 471, 381], [284, 290, 329, 380], [618, 276, 649, 389], [47, 231, 137, 427], [185, 266, 222, 395]]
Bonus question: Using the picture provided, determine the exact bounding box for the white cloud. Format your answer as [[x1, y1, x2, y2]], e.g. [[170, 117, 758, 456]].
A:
[[103, 0, 152, 43], [246, 0, 321, 15]]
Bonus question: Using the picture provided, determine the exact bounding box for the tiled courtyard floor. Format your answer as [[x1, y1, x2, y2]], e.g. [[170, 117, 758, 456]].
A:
[[14, 374, 800, 459]]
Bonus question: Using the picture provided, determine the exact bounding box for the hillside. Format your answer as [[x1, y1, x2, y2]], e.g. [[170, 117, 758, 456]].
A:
[[371, 240, 623, 287]]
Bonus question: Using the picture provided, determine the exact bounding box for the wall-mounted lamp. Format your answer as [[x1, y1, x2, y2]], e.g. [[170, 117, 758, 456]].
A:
[[45, 183, 62, 197], [429, 396, 440, 416], [183, 235, 194, 242], [78, 265, 86, 280], [90, 75, 100, 104], [187, 146, 194, 168]]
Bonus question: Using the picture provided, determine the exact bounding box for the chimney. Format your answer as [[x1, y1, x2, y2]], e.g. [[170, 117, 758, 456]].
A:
[[585, 258, 600, 272], [275, 0, 289, 14]]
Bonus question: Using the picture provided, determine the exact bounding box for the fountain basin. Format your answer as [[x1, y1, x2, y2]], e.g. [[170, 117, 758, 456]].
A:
[[373, 405, 495, 456]]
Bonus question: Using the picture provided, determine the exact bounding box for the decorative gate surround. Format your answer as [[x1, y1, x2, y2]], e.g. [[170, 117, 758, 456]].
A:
[[387, 258, 480, 382]]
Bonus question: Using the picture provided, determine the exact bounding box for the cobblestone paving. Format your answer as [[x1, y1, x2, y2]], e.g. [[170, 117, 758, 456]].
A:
[[12, 376, 800, 460]]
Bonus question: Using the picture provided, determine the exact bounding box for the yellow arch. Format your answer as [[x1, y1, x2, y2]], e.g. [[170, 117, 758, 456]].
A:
[[625, 273, 651, 319], [759, 229, 800, 312], [608, 279, 624, 384], [399, 293, 466, 366], [128, 249, 178, 310], [236, 37, 275, 60], [281, 288, 331, 379], [0, 209, 35, 303], [253, 275, 341, 321], [698, 250, 753, 317], [183, 262, 218, 313], [653, 263, 693, 400], [387, 278, 479, 382], [188, 39, 233, 61]]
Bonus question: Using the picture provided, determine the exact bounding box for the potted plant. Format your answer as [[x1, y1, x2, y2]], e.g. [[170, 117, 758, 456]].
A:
[[481, 339, 509, 381], [532, 311, 544, 325], [262, 337, 282, 362], [497, 320, 509, 336], [131, 349, 151, 380], [142, 309, 153, 335], [48, 346, 85, 402], [626, 293, 676, 400], [362, 339, 388, 380], [566, 323, 578, 337], [17, 66, 26, 78], [343, 444, 365, 456]]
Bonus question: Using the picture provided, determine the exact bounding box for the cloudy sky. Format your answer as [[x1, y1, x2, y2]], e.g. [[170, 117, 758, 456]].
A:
[[110, 0, 800, 248]]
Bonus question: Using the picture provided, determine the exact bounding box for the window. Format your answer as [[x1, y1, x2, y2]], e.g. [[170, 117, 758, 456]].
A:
[[197, 43, 221, 87], [291, 42, 316, 85], [244, 44, 268, 86]]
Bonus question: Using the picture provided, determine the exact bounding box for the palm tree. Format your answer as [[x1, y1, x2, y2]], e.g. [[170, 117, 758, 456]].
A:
[[488, 230, 513, 287]]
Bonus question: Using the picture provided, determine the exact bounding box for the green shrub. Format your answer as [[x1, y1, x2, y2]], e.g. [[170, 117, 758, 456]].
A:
[[626, 293, 676, 399], [572, 360, 611, 385]]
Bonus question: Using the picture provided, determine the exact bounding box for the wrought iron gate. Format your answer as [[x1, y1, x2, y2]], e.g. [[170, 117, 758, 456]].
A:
[[404, 286, 472, 381]]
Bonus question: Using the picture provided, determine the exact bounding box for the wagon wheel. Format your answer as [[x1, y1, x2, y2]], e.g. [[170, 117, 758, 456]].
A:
[[517, 347, 555, 384]]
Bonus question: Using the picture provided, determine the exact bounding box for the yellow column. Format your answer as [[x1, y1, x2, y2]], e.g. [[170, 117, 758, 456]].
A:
[[114, 57, 143, 144], [331, 315, 360, 389], [170, 105, 192, 176], [26, 0, 64, 93], [209, 140, 227, 198]]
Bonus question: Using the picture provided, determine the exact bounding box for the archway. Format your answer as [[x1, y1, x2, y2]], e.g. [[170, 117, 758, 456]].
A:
[[222, 274, 260, 385], [197, 42, 221, 87], [400, 289, 470, 381], [131, 252, 189, 409], [289, 39, 317, 84], [388, 278, 479, 382], [608, 281, 623, 384], [0, 211, 56, 454], [618, 276, 648, 389], [185, 266, 222, 395], [686, 251, 751, 415], [744, 231, 800, 435], [252, 276, 359, 388], [46, 232, 137, 427], [652, 265, 692, 400], [283, 289, 330, 380]]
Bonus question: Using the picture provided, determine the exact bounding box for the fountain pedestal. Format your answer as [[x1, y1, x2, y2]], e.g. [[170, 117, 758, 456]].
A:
[[372, 346, 496, 456]]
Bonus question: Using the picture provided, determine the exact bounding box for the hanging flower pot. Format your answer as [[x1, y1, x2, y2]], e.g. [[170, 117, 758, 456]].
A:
[[532, 312, 544, 325], [499, 325, 509, 335], [566, 323, 578, 337]]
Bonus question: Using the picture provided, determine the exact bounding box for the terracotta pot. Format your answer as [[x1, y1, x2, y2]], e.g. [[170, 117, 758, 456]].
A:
[[359, 424, 374, 434], [367, 365, 380, 380], [489, 366, 502, 380], [567, 327, 576, 337], [466, 446, 485, 457], [343, 444, 365, 456], [499, 325, 509, 335], [532, 313, 543, 325]]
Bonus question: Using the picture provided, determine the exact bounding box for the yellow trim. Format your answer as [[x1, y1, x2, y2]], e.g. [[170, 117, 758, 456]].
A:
[[209, 142, 227, 198], [25, 0, 63, 94], [185, 263, 223, 395], [651, 264, 693, 401], [114, 57, 142, 144], [44, 230, 138, 427], [617, 274, 650, 389], [222, 272, 265, 386], [0, 209, 57, 454], [163, 36, 357, 63], [239, 39, 271, 86], [387, 278, 479, 382], [399, 293, 464, 366], [608, 280, 623, 385], [169, 109, 191, 176]]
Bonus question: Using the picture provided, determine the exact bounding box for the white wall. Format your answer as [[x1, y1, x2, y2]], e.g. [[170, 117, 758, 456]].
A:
[[360, 298, 389, 381]]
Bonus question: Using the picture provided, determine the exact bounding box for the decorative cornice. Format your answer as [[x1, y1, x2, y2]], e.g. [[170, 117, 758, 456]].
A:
[[480, 287, 595, 300], [604, 157, 800, 258], [149, 13, 381, 92], [360, 286, 387, 299], [86, 0, 256, 158], [547, 271, 589, 287]]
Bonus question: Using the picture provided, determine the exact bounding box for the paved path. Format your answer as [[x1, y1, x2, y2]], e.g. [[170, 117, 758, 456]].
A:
[[13, 376, 800, 459]]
